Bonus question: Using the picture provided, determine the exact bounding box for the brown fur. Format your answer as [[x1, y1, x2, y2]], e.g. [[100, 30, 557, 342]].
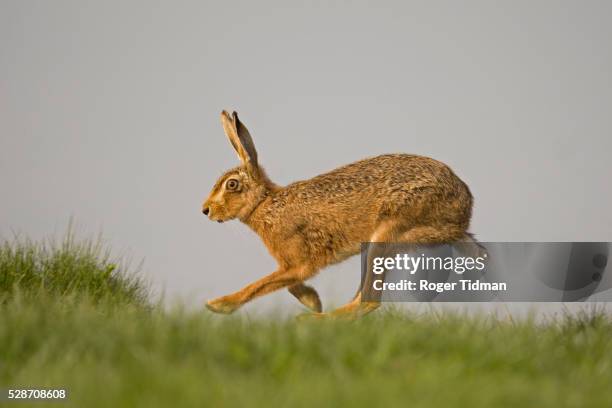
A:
[[203, 111, 477, 318]]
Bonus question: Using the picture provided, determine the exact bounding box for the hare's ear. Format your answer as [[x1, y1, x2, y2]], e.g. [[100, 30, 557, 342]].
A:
[[220, 110, 258, 168]]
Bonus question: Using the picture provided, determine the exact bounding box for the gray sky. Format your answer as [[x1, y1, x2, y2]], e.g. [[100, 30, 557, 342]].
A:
[[1, 1, 611, 312]]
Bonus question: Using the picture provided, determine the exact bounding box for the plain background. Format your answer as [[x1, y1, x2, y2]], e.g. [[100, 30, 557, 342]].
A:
[[1, 1, 611, 312]]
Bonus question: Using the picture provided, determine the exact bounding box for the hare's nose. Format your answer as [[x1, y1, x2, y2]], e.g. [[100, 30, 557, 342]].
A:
[[202, 207, 210, 216]]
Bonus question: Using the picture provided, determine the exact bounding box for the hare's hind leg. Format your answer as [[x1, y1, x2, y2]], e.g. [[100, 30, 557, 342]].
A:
[[302, 220, 399, 320], [328, 223, 466, 319], [289, 283, 322, 313]]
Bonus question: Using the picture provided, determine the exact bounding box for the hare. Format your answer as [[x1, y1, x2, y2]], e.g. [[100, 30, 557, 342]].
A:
[[202, 111, 478, 318]]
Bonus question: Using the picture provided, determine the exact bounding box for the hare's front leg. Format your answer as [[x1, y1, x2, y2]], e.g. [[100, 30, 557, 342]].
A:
[[206, 267, 309, 314]]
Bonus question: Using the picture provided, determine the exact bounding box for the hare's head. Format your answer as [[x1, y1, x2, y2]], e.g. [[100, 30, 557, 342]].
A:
[[202, 111, 272, 223]]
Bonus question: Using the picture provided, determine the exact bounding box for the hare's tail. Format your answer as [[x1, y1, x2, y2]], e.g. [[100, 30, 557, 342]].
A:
[[455, 232, 488, 259]]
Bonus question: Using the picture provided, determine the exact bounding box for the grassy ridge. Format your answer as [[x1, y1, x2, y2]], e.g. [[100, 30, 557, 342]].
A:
[[0, 233, 148, 305], [1, 236, 612, 407]]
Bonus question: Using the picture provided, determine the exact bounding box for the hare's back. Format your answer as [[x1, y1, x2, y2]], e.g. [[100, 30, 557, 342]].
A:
[[286, 154, 467, 199], [269, 154, 472, 254]]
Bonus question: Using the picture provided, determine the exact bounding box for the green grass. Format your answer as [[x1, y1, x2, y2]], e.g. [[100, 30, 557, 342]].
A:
[[0, 232, 148, 306], [1, 235, 612, 407]]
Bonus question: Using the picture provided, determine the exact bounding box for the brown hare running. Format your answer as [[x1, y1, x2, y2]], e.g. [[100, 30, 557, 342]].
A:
[[202, 110, 478, 318]]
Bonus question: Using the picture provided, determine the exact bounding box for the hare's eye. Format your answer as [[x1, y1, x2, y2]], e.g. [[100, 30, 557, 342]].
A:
[[225, 178, 239, 190]]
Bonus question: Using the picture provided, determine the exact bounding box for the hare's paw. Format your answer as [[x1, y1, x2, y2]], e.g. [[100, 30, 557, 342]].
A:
[[296, 288, 322, 313], [288, 284, 323, 313], [205, 296, 240, 314], [302, 294, 322, 313]]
